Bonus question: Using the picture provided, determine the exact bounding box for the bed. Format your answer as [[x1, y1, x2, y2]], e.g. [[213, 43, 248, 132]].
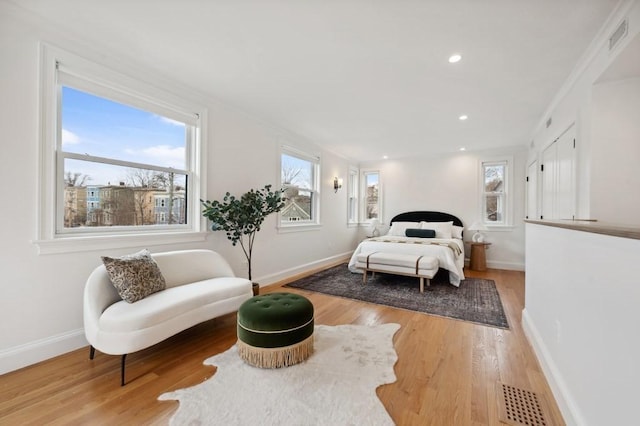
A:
[[348, 211, 466, 286]]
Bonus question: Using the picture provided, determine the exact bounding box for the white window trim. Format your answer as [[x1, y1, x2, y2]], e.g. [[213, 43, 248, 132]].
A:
[[278, 145, 321, 231], [347, 166, 359, 227], [360, 169, 383, 225], [479, 155, 514, 229], [34, 44, 208, 254]]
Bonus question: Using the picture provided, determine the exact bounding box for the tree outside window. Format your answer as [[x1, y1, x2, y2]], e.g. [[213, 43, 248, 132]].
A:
[[482, 161, 507, 224]]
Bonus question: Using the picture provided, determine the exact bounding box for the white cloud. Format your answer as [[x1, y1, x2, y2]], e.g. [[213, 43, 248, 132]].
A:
[[125, 145, 185, 169], [62, 128, 81, 145]]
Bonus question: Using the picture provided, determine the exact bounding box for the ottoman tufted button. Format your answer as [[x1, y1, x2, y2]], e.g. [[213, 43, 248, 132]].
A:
[[237, 292, 314, 368]]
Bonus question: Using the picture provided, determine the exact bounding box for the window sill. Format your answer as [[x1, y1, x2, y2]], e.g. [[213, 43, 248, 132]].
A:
[[485, 225, 516, 232], [277, 223, 322, 234], [33, 231, 208, 255]]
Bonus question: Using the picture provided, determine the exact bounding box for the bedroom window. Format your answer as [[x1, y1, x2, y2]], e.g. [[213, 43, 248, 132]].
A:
[[481, 159, 510, 225], [280, 146, 320, 229], [362, 170, 381, 222], [36, 45, 206, 253], [347, 167, 359, 225]]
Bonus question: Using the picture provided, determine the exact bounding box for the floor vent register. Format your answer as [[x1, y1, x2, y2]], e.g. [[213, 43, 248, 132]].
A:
[[497, 382, 553, 426]]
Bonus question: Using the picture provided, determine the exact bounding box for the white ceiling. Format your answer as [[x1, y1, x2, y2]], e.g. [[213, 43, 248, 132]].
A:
[[12, 0, 619, 161]]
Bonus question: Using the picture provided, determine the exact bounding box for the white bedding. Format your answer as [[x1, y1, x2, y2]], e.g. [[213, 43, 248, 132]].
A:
[[348, 236, 465, 286]]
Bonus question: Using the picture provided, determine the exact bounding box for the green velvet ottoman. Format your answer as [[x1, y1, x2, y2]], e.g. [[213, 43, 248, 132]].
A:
[[237, 292, 314, 368]]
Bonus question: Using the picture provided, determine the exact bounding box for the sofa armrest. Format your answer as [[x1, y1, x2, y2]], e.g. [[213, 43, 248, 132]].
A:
[[83, 265, 121, 346]]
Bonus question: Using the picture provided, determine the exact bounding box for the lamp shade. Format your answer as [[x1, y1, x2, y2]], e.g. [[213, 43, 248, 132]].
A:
[[469, 220, 488, 242], [468, 220, 488, 231], [368, 218, 380, 237]]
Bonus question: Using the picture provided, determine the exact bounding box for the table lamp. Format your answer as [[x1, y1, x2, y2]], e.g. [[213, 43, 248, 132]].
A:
[[469, 220, 488, 242], [368, 218, 380, 237]]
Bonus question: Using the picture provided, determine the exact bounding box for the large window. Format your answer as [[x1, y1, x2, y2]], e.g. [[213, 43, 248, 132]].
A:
[[481, 159, 510, 225], [37, 45, 205, 252], [280, 147, 320, 228], [347, 167, 359, 225], [362, 170, 381, 222]]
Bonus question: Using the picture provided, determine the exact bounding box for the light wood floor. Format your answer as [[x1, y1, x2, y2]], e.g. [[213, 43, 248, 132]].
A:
[[0, 267, 564, 425]]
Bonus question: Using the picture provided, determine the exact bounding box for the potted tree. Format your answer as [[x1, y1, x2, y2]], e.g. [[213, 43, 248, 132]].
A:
[[201, 184, 285, 295]]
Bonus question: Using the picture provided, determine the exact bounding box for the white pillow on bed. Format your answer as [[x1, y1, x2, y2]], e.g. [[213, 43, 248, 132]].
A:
[[387, 221, 421, 236], [452, 225, 463, 240], [420, 221, 453, 239]]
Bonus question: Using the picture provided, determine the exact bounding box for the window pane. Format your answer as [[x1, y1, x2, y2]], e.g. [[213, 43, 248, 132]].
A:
[[484, 194, 504, 223], [281, 189, 313, 222], [365, 172, 379, 220], [484, 164, 505, 193], [61, 86, 187, 169], [63, 158, 187, 228], [348, 169, 358, 223], [281, 153, 313, 190]]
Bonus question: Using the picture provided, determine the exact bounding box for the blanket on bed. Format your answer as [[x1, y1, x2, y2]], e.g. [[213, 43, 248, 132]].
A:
[[367, 237, 463, 256], [348, 236, 465, 286]]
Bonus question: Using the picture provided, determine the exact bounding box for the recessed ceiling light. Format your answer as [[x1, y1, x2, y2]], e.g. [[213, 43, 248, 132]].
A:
[[382, 155, 389, 160], [459, 114, 468, 121], [448, 54, 462, 63], [459, 147, 466, 151]]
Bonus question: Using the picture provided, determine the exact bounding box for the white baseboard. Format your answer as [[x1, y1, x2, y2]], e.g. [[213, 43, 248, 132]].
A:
[[521, 309, 584, 426], [463, 258, 525, 271], [256, 251, 352, 288], [0, 328, 87, 375], [487, 260, 524, 271]]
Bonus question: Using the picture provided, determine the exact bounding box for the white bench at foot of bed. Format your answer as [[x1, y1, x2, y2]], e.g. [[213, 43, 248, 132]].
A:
[[355, 252, 439, 293]]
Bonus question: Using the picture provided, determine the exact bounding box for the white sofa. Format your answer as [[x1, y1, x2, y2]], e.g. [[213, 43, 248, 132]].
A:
[[84, 249, 253, 385]]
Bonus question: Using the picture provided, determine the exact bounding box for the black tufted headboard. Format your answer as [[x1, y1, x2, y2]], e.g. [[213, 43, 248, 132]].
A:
[[390, 211, 463, 228]]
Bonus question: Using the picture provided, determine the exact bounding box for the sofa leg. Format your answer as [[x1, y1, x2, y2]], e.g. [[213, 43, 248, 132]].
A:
[[121, 354, 127, 386], [89, 345, 95, 360]]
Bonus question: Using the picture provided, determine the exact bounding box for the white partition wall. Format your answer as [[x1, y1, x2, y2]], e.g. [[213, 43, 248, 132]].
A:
[[524, 222, 640, 426]]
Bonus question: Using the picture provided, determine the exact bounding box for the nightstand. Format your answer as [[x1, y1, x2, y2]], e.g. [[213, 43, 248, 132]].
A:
[[469, 242, 491, 271]]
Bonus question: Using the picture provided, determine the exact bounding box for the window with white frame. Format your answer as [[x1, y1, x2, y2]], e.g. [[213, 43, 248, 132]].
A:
[[347, 167, 359, 224], [480, 159, 510, 225], [280, 147, 320, 227], [362, 170, 381, 222], [37, 45, 204, 249]]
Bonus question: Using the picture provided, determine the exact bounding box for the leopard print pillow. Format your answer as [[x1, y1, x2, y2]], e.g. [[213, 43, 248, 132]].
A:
[[102, 249, 166, 303]]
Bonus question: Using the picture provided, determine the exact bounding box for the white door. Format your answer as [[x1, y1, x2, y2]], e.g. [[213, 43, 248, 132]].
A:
[[556, 127, 576, 219], [526, 161, 538, 220], [541, 142, 557, 220]]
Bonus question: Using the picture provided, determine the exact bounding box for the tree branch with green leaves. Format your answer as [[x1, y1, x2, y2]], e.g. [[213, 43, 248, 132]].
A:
[[201, 184, 285, 280]]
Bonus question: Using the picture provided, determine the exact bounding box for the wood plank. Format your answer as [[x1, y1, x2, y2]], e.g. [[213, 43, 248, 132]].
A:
[[0, 267, 565, 425]]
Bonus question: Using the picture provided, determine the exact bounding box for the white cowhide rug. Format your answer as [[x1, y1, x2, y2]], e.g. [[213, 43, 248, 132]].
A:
[[159, 323, 400, 425]]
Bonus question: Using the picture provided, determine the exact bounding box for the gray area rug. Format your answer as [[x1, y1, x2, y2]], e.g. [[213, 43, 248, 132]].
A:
[[285, 265, 509, 329]]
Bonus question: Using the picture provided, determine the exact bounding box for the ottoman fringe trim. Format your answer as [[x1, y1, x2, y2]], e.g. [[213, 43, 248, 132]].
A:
[[237, 335, 314, 368]]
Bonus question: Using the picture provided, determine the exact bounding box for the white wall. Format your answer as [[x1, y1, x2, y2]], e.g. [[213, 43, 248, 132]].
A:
[[528, 1, 640, 220], [523, 2, 640, 424], [0, 4, 358, 374], [524, 223, 640, 425], [360, 147, 528, 271], [590, 76, 640, 225]]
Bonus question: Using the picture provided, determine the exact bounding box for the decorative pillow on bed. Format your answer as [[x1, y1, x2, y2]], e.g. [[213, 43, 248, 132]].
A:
[[405, 228, 436, 238], [101, 249, 166, 303], [420, 221, 453, 239], [387, 221, 422, 237], [452, 225, 464, 239]]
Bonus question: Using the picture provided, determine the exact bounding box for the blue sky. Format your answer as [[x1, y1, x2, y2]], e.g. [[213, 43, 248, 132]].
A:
[[61, 87, 186, 186]]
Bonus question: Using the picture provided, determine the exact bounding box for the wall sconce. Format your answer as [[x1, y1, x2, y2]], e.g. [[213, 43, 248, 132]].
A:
[[333, 177, 343, 193]]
